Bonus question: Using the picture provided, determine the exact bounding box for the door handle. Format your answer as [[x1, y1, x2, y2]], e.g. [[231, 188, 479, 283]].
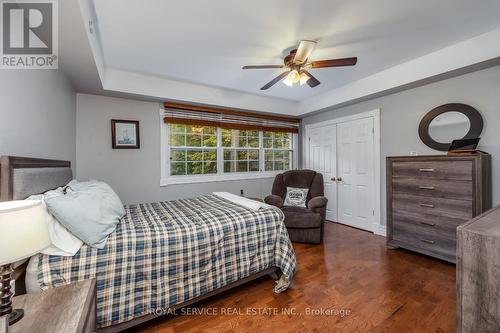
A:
[[337, 177, 343, 182], [419, 186, 435, 190], [331, 177, 336, 182]]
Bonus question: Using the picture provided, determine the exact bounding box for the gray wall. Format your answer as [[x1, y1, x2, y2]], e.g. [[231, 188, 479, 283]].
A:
[[76, 94, 274, 205], [301, 65, 500, 226], [0, 70, 76, 168]]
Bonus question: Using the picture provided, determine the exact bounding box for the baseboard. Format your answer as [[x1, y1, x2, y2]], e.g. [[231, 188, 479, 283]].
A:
[[374, 224, 387, 237]]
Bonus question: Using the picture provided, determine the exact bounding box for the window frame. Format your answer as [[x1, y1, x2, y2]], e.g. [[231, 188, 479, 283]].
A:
[[160, 112, 298, 186]]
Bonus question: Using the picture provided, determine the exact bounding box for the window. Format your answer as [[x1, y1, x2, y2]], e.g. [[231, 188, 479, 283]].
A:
[[222, 129, 260, 173], [162, 123, 297, 184], [168, 124, 218, 176], [263, 131, 293, 172]]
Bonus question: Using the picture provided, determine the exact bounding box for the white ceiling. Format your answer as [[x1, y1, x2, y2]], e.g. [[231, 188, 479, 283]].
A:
[[91, 0, 500, 102]]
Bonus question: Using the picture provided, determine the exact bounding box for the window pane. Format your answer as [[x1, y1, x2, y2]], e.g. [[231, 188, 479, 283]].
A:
[[204, 162, 217, 174], [203, 150, 217, 161], [187, 162, 203, 175], [223, 149, 235, 160], [186, 134, 202, 147], [224, 161, 236, 173], [274, 151, 284, 160], [187, 149, 203, 161], [203, 135, 217, 147], [169, 133, 185, 147], [248, 150, 259, 160], [237, 161, 248, 172], [265, 150, 273, 161], [171, 149, 186, 161], [263, 138, 272, 148], [248, 136, 259, 148], [187, 125, 204, 134], [238, 136, 247, 147], [249, 161, 259, 172], [221, 135, 232, 147], [170, 162, 186, 175], [203, 127, 216, 135], [169, 124, 186, 133], [237, 150, 248, 160], [264, 148, 292, 171], [247, 130, 258, 137]]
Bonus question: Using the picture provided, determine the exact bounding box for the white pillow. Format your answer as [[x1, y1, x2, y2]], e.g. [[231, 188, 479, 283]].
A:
[[284, 187, 309, 208], [26, 187, 83, 256]]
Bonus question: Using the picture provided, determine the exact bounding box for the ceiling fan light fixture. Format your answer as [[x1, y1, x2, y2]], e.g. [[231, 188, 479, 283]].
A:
[[299, 72, 310, 85], [283, 69, 300, 87]]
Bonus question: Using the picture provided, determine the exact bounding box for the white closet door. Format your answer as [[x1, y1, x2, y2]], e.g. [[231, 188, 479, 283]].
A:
[[337, 117, 375, 231], [307, 124, 337, 221]]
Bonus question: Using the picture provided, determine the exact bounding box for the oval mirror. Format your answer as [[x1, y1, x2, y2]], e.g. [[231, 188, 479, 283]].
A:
[[428, 111, 470, 143], [418, 103, 483, 151]]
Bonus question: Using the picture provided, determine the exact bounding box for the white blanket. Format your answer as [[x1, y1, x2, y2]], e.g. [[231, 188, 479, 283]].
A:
[[213, 192, 271, 211]]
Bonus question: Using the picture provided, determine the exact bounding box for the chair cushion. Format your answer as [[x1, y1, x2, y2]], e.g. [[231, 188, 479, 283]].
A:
[[282, 206, 322, 229]]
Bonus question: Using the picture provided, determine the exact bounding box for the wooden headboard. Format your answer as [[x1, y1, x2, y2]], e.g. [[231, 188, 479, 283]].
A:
[[0, 156, 72, 201]]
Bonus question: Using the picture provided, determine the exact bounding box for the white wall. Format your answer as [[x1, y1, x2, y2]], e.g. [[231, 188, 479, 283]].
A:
[[0, 69, 76, 167], [76, 94, 275, 205], [301, 65, 500, 226]]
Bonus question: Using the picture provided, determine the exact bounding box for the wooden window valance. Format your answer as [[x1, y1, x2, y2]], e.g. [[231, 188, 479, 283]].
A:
[[163, 102, 300, 133]]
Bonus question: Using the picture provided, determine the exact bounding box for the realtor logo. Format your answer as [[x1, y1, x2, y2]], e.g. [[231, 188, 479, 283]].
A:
[[1, 0, 58, 69]]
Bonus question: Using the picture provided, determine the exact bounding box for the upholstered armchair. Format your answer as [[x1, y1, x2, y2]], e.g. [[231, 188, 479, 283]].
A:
[[265, 170, 328, 244]]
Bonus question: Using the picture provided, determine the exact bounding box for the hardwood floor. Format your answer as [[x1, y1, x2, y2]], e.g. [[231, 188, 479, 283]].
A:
[[133, 222, 456, 333]]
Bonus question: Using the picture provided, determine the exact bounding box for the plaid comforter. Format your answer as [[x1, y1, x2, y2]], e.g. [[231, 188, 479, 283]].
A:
[[37, 195, 297, 328]]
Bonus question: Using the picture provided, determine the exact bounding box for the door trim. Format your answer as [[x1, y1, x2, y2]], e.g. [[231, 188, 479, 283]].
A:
[[303, 109, 383, 236]]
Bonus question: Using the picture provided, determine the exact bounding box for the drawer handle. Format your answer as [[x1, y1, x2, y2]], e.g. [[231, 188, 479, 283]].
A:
[[419, 203, 435, 208], [419, 186, 435, 190], [420, 239, 436, 244], [419, 168, 435, 172], [420, 221, 436, 227]]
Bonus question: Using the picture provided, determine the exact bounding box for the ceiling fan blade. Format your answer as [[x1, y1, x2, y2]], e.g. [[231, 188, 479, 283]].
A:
[[293, 40, 317, 64], [260, 71, 290, 90], [242, 65, 284, 69], [301, 70, 320, 88], [310, 57, 358, 68]]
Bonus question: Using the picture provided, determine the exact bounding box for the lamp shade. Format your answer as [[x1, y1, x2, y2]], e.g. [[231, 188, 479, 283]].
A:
[[0, 200, 49, 266]]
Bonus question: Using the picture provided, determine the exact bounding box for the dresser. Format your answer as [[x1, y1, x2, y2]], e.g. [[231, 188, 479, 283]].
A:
[[457, 205, 500, 332], [386, 154, 491, 263]]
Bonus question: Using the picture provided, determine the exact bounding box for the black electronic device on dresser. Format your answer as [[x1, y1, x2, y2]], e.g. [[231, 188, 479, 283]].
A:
[[386, 154, 491, 263]]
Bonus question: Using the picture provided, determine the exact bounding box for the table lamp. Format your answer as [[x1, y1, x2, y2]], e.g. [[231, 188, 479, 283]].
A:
[[0, 200, 49, 329]]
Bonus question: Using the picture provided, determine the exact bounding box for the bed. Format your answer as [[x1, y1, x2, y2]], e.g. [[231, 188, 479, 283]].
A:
[[0, 156, 297, 332]]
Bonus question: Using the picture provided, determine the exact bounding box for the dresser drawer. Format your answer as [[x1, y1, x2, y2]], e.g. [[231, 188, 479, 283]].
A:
[[392, 192, 473, 220], [392, 177, 472, 201], [392, 160, 473, 180], [392, 217, 456, 258], [392, 209, 464, 236]]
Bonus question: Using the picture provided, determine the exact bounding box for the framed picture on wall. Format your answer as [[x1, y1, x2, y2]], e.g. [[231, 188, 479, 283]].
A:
[[111, 119, 140, 149]]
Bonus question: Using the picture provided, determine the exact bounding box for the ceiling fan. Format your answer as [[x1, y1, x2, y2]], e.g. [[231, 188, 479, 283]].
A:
[[242, 40, 357, 90]]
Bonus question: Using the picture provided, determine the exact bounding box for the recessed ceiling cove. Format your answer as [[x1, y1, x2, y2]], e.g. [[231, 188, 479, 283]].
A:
[[93, 0, 500, 102]]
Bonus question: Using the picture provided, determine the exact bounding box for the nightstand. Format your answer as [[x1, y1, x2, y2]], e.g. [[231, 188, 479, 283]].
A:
[[10, 279, 96, 333]]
